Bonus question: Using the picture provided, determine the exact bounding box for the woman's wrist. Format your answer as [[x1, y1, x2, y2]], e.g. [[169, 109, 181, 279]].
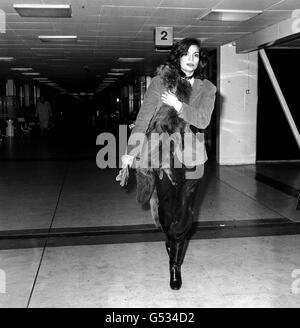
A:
[[174, 100, 183, 113], [121, 154, 134, 168]]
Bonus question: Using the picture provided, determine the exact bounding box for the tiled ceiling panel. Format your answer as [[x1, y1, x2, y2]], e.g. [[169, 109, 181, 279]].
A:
[[54, 24, 99, 36], [153, 7, 207, 19], [182, 25, 251, 34], [261, 0, 300, 10], [6, 22, 54, 29], [144, 16, 199, 26], [67, 0, 102, 16], [241, 10, 294, 27], [98, 16, 147, 28], [100, 5, 156, 17], [160, 0, 221, 8], [214, 0, 283, 10], [11, 29, 55, 36], [186, 19, 244, 26], [0, 0, 298, 93], [88, 0, 162, 6]]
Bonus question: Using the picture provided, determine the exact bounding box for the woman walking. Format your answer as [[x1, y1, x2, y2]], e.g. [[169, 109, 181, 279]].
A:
[[117, 38, 216, 290]]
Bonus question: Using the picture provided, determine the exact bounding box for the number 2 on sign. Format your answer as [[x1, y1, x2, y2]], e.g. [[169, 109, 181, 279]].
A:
[[161, 30, 168, 40]]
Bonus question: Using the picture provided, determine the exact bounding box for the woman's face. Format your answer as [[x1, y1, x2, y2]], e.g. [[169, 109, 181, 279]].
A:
[[179, 44, 200, 76]]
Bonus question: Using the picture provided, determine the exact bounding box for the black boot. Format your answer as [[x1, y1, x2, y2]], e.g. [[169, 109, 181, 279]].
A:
[[169, 240, 186, 290], [169, 263, 181, 290]]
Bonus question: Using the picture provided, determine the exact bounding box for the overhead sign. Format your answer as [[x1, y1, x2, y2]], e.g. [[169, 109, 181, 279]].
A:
[[155, 27, 173, 48]]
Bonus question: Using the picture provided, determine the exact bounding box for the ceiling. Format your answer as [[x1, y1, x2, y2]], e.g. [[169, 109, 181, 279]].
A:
[[0, 0, 299, 94]]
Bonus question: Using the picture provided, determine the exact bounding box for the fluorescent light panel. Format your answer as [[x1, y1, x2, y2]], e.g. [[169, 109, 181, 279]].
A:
[[45, 83, 57, 86], [11, 67, 32, 71], [201, 9, 262, 22], [38, 36, 77, 43], [13, 4, 72, 18], [78, 92, 94, 96], [21, 72, 40, 76], [111, 68, 131, 72], [107, 72, 125, 76], [0, 57, 15, 61]]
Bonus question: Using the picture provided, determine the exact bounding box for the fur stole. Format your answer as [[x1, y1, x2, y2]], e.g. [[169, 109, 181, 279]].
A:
[[156, 64, 192, 103], [136, 65, 193, 227]]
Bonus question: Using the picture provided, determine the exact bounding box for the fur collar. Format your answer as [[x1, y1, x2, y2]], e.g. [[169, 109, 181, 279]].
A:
[[156, 64, 192, 104]]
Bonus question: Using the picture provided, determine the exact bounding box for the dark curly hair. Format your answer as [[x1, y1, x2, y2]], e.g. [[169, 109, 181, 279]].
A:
[[164, 38, 202, 78]]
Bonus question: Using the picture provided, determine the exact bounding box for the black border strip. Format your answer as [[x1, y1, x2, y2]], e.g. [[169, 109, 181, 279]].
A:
[[255, 173, 300, 198], [0, 218, 299, 250], [0, 218, 292, 239]]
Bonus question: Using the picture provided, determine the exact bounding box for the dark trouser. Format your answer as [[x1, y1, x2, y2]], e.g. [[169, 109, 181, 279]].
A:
[[155, 166, 203, 244]]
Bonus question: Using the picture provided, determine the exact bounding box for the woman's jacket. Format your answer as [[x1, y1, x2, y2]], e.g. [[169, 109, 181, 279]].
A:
[[127, 65, 217, 168]]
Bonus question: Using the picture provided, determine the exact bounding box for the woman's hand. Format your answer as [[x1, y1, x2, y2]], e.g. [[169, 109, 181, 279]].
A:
[[161, 91, 183, 112], [116, 154, 134, 187], [116, 166, 130, 187]]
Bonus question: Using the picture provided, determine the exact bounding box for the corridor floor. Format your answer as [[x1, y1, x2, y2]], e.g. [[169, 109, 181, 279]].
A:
[[0, 138, 299, 307]]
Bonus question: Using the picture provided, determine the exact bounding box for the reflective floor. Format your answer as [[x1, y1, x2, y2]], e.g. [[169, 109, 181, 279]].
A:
[[0, 137, 299, 307]]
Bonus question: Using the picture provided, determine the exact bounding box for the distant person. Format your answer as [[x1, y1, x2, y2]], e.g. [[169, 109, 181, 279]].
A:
[[35, 96, 52, 135]]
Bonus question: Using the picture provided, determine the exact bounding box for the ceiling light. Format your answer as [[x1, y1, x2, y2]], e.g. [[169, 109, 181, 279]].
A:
[[21, 72, 40, 76], [107, 72, 125, 76], [155, 49, 171, 53], [111, 68, 131, 72], [117, 58, 144, 63], [10, 67, 33, 71], [33, 78, 50, 81], [76, 92, 94, 96], [13, 4, 72, 18], [200, 9, 262, 22], [45, 83, 57, 86], [38, 36, 77, 43], [0, 57, 15, 62]]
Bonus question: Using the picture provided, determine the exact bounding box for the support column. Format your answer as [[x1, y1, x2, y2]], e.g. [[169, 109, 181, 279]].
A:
[[217, 43, 258, 165], [5, 79, 16, 119], [24, 84, 30, 107]]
